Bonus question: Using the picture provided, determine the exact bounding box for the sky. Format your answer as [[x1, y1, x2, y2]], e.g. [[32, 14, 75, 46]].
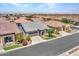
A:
[[0, 3, 79, 14]]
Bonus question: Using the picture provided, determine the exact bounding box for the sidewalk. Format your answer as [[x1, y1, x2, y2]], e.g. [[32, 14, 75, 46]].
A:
[[59, 31, 70, 36]]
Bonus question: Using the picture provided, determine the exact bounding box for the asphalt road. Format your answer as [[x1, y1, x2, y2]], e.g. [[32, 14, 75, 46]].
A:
[[1, 33, 79, 56]]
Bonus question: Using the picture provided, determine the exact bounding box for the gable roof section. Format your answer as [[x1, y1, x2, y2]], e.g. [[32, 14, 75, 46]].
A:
[[0, 17, 20, 35], [20, 22, 49, 32], [0, 22, 20, 35]]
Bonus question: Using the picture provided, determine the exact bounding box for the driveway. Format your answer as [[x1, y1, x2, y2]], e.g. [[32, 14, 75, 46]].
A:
[[1, 33, 79, 56], [31, 36, 46, 45]]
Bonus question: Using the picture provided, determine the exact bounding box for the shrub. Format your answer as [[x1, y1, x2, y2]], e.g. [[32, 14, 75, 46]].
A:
[[47, 29, 55, 37], [22, 39, 28, 46], [61, 18, 71, 24], [26, 36, 31, 41], [26, 16, 32, 18], [16, 32, 32, 45]]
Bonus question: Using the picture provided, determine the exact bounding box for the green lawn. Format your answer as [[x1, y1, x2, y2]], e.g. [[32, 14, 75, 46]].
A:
[[42, 35, 56, 40], [4, 44, 21, 51]]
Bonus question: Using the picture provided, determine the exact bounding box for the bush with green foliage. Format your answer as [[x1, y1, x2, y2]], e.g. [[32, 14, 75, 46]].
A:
[[26, 16, 32, 18], [47, 29, 54, 37], [26, 36, 31, 41], [16, 33, 32, 44], [61, 18, 71, 24]]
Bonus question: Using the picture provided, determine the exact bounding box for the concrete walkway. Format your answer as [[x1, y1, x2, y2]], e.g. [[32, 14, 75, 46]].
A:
[[59, 31, 69, 36]]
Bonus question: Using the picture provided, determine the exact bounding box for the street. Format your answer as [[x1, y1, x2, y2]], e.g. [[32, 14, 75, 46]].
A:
[[1, 33, 79, 56]]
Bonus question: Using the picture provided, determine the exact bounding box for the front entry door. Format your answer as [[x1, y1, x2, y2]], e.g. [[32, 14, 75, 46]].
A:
[[39, 31, 45, 36]]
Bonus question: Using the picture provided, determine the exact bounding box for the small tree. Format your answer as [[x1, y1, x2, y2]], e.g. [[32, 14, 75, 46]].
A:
[[62, 18, 70, 24], [47, 29, 54, 37]]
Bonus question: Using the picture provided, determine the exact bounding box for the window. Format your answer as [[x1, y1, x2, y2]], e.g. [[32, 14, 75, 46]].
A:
[[4, 36, 13, 43]]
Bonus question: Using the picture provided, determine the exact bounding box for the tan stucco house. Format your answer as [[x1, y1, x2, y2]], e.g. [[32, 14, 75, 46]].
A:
[[45, 20, 71, 33], [0, 20, 20, 47]]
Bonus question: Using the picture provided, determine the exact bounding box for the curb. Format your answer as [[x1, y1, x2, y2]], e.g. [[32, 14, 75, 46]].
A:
[[59, 46, 79, 56]]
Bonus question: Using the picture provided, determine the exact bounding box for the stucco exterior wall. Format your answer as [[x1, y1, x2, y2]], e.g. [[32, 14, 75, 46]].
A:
[[0, 34, 15, 48]]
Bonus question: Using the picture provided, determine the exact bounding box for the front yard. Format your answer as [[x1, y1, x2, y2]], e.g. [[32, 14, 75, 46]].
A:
[[3, 28, 78, 52], [3, 44, 21, 51], [42, 34, 56, 40], [41, 29, 60, 40]]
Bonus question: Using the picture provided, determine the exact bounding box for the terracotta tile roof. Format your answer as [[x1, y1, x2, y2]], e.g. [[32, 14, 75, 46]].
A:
[[0, 17, 9, 23], [45, 20, 64, 28], [31, 18, 43, 21], [0, 22, 20, 35], [15, 17, 30, 23], [45, 20, 71, 30]]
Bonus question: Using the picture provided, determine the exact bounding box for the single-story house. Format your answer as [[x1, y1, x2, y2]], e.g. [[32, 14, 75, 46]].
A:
[[19, 22, 50, 36], [68, 18, 79, 25], [0, 22, 20, 47], [14, 17, 31, 24], [45, 20, 71, 32], [31, 18, 43, 22]]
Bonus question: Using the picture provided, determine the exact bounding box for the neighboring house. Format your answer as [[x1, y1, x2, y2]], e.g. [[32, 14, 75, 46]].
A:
[[14, 17, 31, 24], [19, 22, 50, 36], [31, 18, 43, 22], [0, 21, 20, 47], [0, 17, 8, 23], [45, 20, 71, 32], [68, 18, 79, 25]]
